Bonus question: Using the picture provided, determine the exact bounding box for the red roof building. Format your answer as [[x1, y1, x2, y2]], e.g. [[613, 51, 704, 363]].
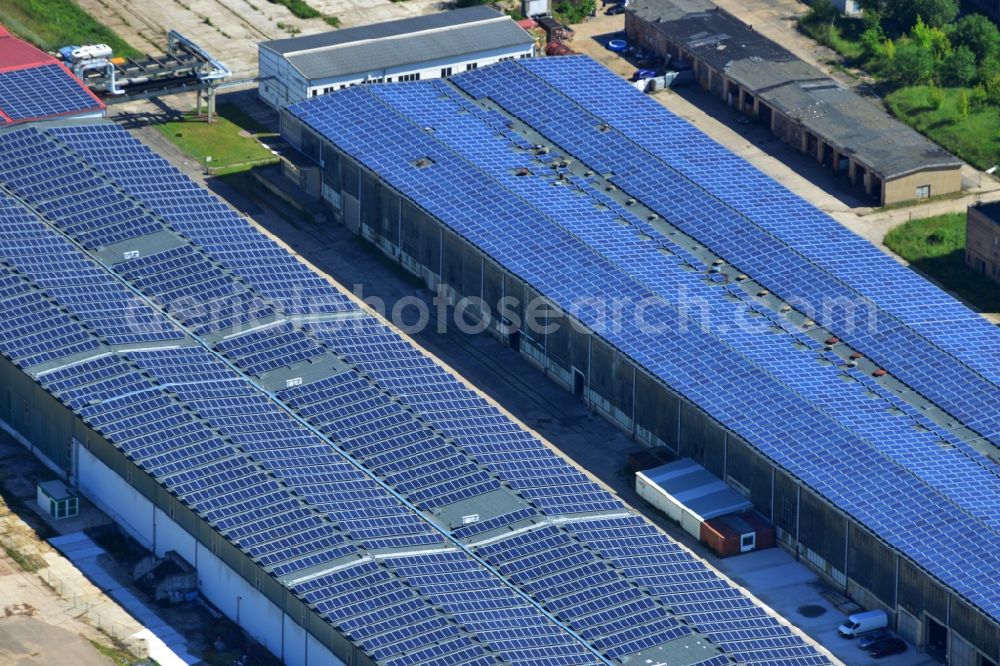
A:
[[0, 25, 105, 124]]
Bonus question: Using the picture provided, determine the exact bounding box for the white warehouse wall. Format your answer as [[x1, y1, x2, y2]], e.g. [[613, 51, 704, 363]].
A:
[[74, 443, 345, 666]]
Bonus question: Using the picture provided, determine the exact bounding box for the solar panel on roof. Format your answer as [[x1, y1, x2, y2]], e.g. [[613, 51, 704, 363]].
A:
[[0, 64, 100, 120], [0, 119, 838, 665], [287, 60, 1000, 626]]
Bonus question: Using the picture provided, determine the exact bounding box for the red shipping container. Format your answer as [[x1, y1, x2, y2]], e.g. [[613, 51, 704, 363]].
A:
[[701, 511, 774, 556]]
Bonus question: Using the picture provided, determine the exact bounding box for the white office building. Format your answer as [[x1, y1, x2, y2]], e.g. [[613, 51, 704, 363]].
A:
[[258, 6, 536, 108]]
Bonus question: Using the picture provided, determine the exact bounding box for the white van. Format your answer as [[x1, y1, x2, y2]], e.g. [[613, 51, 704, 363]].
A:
[[838, 609, 888, 638]]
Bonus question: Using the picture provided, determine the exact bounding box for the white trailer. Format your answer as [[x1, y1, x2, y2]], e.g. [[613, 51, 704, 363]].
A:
[[636, 458, 752, 539]]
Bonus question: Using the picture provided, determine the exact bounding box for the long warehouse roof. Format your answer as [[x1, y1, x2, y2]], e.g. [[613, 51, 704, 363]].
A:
[[285, 56, 1000, 624], [0, 118, 834, 666]]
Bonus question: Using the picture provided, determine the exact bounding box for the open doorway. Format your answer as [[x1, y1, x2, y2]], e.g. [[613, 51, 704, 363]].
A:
[[925, 615, 947, 663], [507, 329, 520, 351], [572, 368, 585, 397]]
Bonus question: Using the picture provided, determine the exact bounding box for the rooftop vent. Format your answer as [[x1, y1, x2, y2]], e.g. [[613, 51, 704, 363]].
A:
[[412, 157, 435, 168]]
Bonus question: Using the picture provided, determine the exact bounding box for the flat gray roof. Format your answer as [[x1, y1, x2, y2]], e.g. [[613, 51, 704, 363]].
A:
[[262, 6, 534, 82], [628, 0, 962, 178], [640, 459, 753, 521], [262, 6, 504, 54], [761, 82, 961, 177]]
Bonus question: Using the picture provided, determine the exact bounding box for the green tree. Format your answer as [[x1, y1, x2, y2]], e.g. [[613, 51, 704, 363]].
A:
[[950, 14, 1000, 65], [884, 0, 958, 30], [970, 84, 988, 110], [986, 73, 1000, 106], [980, 54, 1000, 86], [808, 0, 839, 24], [910, 16, 951, 59], [553, 0, 595, 24], [888, 40, 936, 87], [928, 85, 945, 109], [859, 22, 887, 63], [939, 45, 977, 86]]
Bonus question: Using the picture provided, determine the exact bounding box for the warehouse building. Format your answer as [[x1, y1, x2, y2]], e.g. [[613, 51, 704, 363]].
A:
[[258, 6, 535, 109], [0, 112, 841, 665], [282, 55, 1000, 666], [623, 0, 963, 206], [966, 202, 1000, 285]]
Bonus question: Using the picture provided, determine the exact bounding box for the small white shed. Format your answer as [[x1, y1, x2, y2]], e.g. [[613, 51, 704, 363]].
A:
[[37, 480, 79, 520], [636, 458, 752, 539]]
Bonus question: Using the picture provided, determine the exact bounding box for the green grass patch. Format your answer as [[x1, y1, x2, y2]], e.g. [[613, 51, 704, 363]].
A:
[[266, 0, 319, 18], [155, 104, 278, 174], [264, 0, 339, 29], [884, 213, 1000, 313], [3, 545, 45, 572], [0, 0, 140, 58], [554, 0, 595, 25], [885, 86, 1000, 171], [798, 14, 866, 62]]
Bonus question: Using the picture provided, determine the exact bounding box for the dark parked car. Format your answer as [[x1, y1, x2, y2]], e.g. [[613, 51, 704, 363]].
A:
[[857, 630, 893, 649], [869, 637, 906, 658], [606, 4, 626, 14]]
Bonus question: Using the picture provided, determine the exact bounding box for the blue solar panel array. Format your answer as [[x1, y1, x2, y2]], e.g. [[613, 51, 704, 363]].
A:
[[0, 195, 181, 355], [215, 322, 327, 375], [287, 60, 1000, 624], [0, 120, 837, 664], [358, 78, 1000, 525], [302, 318, 622, 516], [0, 64, 101, 121], [457, 57, 1000, 446], [47, 124, 358, 316]]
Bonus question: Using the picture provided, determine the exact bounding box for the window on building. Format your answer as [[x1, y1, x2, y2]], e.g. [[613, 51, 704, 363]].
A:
[[440, 67, 453, 77], [466, 62, 478, 71], [398, 73, 420, 82], [385, 77, 393, 82], [781, 497, 795, 527], [499, 56, 514, 62], [311, 90, 318, 97], [916, 185, 931, 199]]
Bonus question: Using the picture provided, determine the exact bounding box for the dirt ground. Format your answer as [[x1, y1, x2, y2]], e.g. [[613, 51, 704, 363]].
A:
[[0, 615, 111, 666], [74, 0, 448, 79]]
